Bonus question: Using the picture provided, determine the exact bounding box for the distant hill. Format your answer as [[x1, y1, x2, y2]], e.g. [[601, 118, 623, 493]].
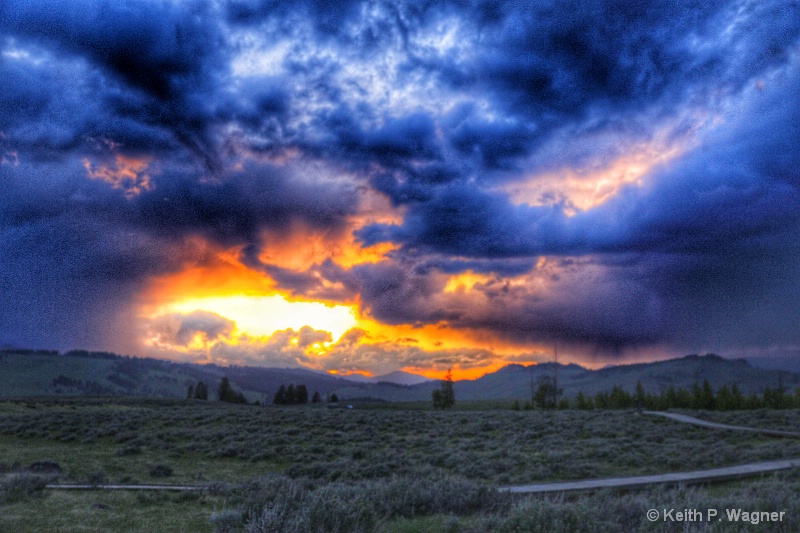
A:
[[453, 354, 799, 401], [0, 349, 358, 402], [0, 350, 797, 403], [374, 370, 433, 385], [746, 355, 800, 373], [329, 354, 800, 402], [338, 370, 433, 386]]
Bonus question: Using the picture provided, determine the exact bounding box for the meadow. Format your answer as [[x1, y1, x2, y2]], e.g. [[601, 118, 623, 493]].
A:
[[1, 398, 799, 531]]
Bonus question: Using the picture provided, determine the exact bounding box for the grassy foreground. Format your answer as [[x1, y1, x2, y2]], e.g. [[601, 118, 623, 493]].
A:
[[1, 398, 799, 531]]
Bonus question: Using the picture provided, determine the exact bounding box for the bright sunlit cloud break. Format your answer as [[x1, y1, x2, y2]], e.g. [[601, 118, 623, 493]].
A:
[[162, 295, 357, 342]]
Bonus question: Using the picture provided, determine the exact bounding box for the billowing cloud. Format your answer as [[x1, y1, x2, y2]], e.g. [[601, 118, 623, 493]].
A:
[[2, 0, 800, 371], [147, 310, 236, 348]]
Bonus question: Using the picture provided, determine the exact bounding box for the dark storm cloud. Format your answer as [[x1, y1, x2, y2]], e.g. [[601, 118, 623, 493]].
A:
[[356, 184, 575, 257], [423, 257, 536, 277], [579, 72, 800, 257], [263, 0, 800, 200], [304, 107, 442, 171], [254, 0, 796, 356], [135, 161, 356, 246], [0, 168, 184, 351], [1, 0, 227, 168], [347, 67, 800, 352], [0, 47, 109, 160], [355, 0, 800, 260], [583, 73, 800, 351], [0, 151, 357, 350], [443, 103, 536, 170], [306, 254, 662, 354], [463, 0, 799, 119], [226, 0, 363, 34], [470, 2, 708, 115], [350, 260, 458, 326], [0, 0, 363, 352], [405, 0, 800, 179], [1, 1, 223, 99], [255, 259, 361, 302], [2, 0, 800, 363]]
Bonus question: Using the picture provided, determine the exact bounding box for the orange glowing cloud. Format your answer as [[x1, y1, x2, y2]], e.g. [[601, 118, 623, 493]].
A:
[[139, 240, 358, 357], [135, 192, 555, 376], [402, 361, 525, 381], [347, 313, 550, 374], [139, 246, 548, 375], [83, 154, 153, 197], [442, 271, 495, 293], [139, 242, 275, 313], [258, 188, 402, 273], [327, 369, 374, 378], [504, 135, 688, 214], [258, 224, 398, 273]]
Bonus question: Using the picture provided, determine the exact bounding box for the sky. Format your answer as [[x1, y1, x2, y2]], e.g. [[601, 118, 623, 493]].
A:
[[1, 0, 800, 378]]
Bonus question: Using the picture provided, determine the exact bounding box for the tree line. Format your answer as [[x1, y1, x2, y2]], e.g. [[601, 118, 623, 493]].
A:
[[187, 378, 328, 405], [273, 384, 325, 405], [187, 377, 246, 403], [517, 378, 800, 411]]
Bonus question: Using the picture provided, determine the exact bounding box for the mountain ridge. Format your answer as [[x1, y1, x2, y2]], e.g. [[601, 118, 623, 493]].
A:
[[0, 349, 797, 402]]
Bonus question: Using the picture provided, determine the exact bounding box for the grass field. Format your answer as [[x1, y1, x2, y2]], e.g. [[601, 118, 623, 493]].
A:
[[1, 398, 799, 531]]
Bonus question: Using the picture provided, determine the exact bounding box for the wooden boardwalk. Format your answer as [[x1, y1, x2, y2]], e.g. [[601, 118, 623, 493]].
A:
[[46, 483, 204, 491], [501, 410, 800, 494], [643, 411, 800, 438], [49, 455, 800, 495], [500, 458, 800, 494]]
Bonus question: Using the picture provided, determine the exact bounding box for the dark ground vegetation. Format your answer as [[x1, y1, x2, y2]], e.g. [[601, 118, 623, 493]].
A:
[[1, 398, 799, 531]]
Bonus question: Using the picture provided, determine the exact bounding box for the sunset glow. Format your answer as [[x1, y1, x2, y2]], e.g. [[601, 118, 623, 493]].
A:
[[157, 295, 357, 343]]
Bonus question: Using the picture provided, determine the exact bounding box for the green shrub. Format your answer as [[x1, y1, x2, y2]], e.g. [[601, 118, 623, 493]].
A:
[[136, 491, 171, 506], [211, 508, 244, 533], [219, 474, 507, 532], [87, 470, 107, 486], [117, 445, 142, 456], [0, 474, 47, 504], [148, 464, 174, 478]]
